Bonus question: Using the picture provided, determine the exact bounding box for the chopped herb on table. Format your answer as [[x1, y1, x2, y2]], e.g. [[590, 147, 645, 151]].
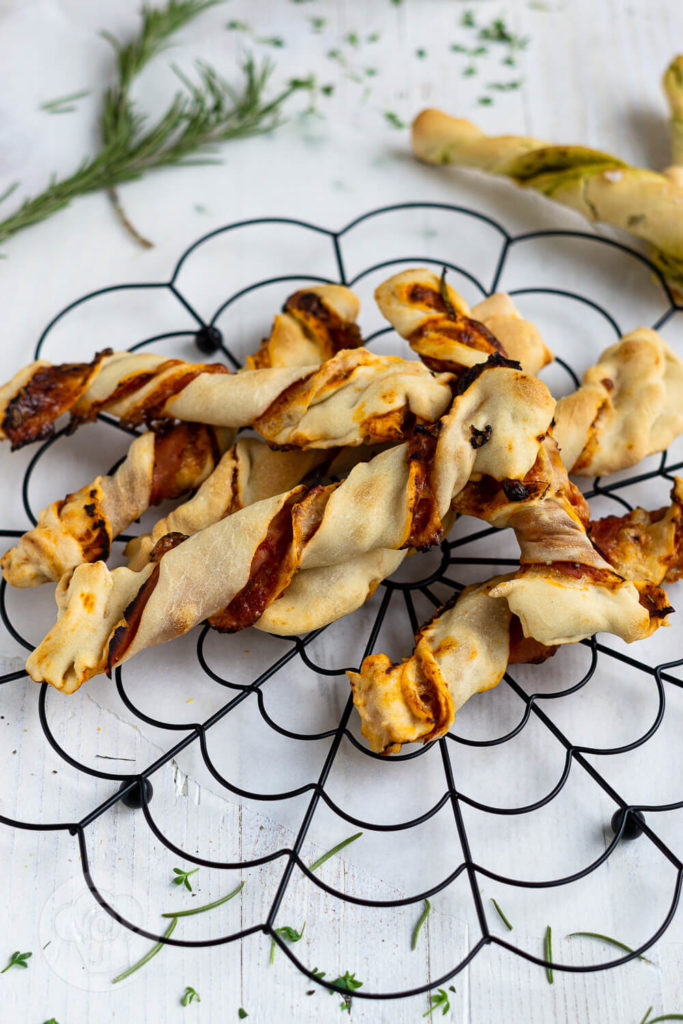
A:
[[567, 931, 653, 964], [172, 866, 199, 891], [411, 898, 431, 949], [270, 923, 305, 963], [181, 985, 201, 1005], [309, 831, 363, 871], [490, 898, 514, 931], [544, 925, 553, 984], [162, 880, 245, 918], [238, 1011, 248, 1020], [329, 971, 363, 1012], [424, 988, 451, 1016], [1, 950, 32, 972], [113, 918, 177, 983], [384, 111, 407, 129]]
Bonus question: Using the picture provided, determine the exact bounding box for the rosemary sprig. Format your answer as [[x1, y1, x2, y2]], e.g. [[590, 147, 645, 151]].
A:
[[567, 931, 653, 964], [411, 898, 431, 950], [308, 832, 363, 872], [112, 917, 177, 983], [544, 925, 553, 984], [0, 1, 312, 252], [162, 880, 245, 918], [490, 898, 513, 931]]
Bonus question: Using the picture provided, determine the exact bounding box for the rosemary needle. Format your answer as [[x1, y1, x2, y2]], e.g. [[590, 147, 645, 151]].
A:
[[411, 899, 431, 950], [161, 880, 244, 918], [567, 931, 653, 964], [544, 925, 553, 984], [112, 917, 177, 983], [308, 832, 363, 872], [490, 898, 513, 931]]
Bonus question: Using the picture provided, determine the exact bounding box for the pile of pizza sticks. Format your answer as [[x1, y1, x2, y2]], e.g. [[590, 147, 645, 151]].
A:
[[1, 271, 682, 753]]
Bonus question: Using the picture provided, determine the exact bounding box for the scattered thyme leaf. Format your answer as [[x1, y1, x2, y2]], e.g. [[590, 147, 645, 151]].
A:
[[173, 866, 200, 891], [364, 68, 378, 77], [321, 84, 335, 96], [416, 47, 427, 59], [487, 80, 524, 91], [113, 918, 177, 983], [478, 96, 493, 105], [329, 971, 363, 1013], [270, 923, 306, 964], [258, 36, 285, 47], [226, 19, 249, 30], [346, 32, 360, 47], [181, 985, 200, 1006], [461, 11, 476, 28], [544, 925, 553, 984], [42, 1019, 59, 1024], [450, 43, 468, 53], [567, 932, 654, 964], [162, 880, 244, 918], [490, 898, 513, 931], [310, 16, 326, 32], [367, 31, 380, 42], [1, 951, 32, 973], [411, 898, 431, 950], [312, 967, 326, 979], [424, 988, 451, 1016], [463, 64, 477, 76], [384, 111, 406, 129], [238, 1011, 248, 1020], [309, 831, 363, 871]]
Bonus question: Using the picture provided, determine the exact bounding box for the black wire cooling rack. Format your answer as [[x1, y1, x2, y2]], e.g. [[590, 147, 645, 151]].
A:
[[1, 201, 683, 1004]]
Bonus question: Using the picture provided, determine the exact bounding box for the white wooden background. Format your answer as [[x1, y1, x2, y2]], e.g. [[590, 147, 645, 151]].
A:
[[0, 0, 682, 1022]]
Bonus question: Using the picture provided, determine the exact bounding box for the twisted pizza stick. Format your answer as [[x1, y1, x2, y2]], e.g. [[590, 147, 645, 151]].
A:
[[411, 109, 683, 295], [375, 268, 553, 375], [0, 347, 453, 451], [588, 477, 683, 585], [663, 55, 683, 186], [348, 439, 672, 754], [552, 327, 683, 476], [244, 284, 362, 369], [1, 422, 231, 588], [26, 357, 557, 692], [2, 284, 365, 586]]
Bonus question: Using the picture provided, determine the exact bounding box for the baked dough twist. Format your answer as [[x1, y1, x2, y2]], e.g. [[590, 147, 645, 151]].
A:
[[411, 109, 683, 295], [375, 268, 553, 375], [2, 284, 364, 586], [0, 347, 452, 451], [26, 357, 559, 692], [1, 423, 229, 588], [348, 443, 673, 753], [553, 328, 683, 476]]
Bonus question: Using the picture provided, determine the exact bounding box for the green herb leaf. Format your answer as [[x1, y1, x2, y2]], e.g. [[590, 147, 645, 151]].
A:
[[309, 832, 363, 872], [1, 951, 32, 973], [416, 48, 427, 59], [423, 988, 451, 1016], [181, 985, 200, 1006], [450, 43, 468, 53], [321, 84, 335, 96], [487, 80, 524, 91], [364, 68, 378, 77], [463, 64, 477, 77], [567, 931, 654, 964], [258, 36, 285, 48], [346, 32, 360, 47], [42, 1020, 59, 1024], [329, 971, 363, 1013], [411, 899, 431, 950], [367, 32, 380, 42], [384, 111, 406, 129], [312, 967, 326, 979], [162, 880, 244, 918], [227, 19, 250, 30], [647, 1016, 683, 1022], [310, 17, 326, 32], [490, 898, 513, 931], [544, 925, 553, 984], [270, 922, 306, 963], [461, 11, 476, 28], [112, 918, 177, 983], [238, 1011, 248, 1020], [477, 96, 493, 105], [173, 866, 200, 891]]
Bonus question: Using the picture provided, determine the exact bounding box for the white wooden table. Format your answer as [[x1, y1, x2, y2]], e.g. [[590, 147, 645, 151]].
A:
[[1, 1, 682, 1021]]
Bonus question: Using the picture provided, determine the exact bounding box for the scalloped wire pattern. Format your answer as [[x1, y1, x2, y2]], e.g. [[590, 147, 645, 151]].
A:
[[0, 203, 682, 1002]]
